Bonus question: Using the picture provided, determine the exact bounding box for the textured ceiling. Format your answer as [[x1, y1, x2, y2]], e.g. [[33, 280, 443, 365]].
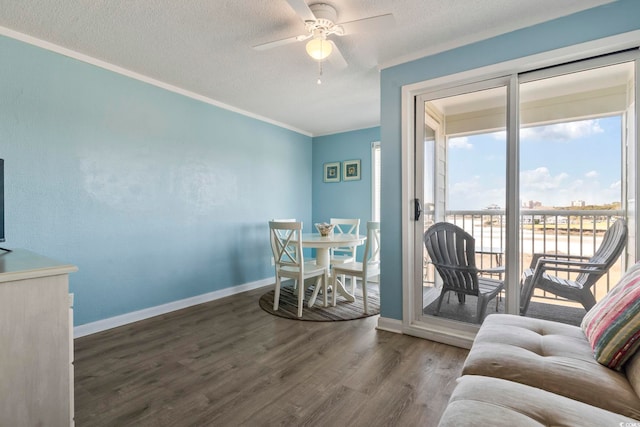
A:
[[0, 0, 616, 136]]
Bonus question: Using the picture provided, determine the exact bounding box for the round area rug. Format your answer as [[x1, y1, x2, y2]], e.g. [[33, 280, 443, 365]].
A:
[[259, 281, 380, 321]]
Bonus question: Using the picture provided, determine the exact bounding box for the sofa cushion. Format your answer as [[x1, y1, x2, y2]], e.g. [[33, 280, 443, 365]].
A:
[[438, 375, 640, 426], [627, 349, 640, 399], [581, 261, 640, 370], [462, 314, 640, 419]]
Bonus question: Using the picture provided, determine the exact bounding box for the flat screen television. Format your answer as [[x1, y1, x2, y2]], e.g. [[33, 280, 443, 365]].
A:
[[0, 159, 4, 242]]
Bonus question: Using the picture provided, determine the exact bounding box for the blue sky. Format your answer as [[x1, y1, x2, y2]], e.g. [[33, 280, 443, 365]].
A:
[[447, 116, 622, 210]]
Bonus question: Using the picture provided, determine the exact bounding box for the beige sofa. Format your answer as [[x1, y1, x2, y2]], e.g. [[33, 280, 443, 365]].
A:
[[438, 314, 640, 425]]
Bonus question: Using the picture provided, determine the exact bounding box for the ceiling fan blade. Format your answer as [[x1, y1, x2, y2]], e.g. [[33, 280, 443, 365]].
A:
[[286, 0, 316, 22], [327, 41, 347, 69], [253, 34, 310, 51], [338, 13, 394, 35]]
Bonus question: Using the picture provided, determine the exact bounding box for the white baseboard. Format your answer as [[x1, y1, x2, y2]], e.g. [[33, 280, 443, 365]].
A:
[[376, 316, 403, 334], [73, 277, 274, 338]]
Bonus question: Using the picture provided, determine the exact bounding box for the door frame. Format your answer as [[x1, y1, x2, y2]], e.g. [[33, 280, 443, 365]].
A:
[[413, 77, 512, 346], [399, 33, 640, 348]]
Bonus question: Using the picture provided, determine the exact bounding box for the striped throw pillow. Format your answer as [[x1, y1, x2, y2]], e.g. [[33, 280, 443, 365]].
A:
[[581, 261, 640, 370]]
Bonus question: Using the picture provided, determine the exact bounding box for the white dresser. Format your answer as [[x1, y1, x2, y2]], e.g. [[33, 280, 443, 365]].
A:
[[0, 249, 78, 426]]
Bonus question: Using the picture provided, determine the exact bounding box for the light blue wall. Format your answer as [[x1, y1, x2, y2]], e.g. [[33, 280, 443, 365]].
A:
[[4, 1, 638, 328], [312, 127, 380, 260], [0, 35, 312, 326], [380, 0, 640, 320]]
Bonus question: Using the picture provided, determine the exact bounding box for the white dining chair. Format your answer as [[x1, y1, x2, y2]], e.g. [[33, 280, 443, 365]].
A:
[[332, 221, 380, 314], [271, 218, 306, 291], [329, 218, 361, 290], [269, 221, 328, 317], [329, 218, 360, 264]]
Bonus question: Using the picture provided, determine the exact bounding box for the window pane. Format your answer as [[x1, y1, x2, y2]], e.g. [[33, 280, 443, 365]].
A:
[[519, 61, 631, 325]]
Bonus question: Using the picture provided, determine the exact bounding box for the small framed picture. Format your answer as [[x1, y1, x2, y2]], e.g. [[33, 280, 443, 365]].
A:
[[324, 162, 340, 183], [343, 159, 361, 181]]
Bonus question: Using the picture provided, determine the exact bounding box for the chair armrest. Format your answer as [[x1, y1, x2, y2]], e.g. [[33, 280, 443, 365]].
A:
[[478, 266, 504, 275], [529, 252, 591, 268], [534, 257, 606, 275]]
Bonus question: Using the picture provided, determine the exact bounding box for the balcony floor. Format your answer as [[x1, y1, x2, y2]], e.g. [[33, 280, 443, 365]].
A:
[[422, 286, 586, 326]]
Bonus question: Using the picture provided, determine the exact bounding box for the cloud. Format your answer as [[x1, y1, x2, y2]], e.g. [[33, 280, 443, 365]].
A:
[[491, 131, 506, 140], [448, 136, 472, 149], [449, 168, 619, 209], [448, 176, 505, 209], [450, 176, 482, 194], [521, 119, 603, 141], [519, 167, 574, 206], [520, 167, 569, 191], [517, 167, 622, 206]]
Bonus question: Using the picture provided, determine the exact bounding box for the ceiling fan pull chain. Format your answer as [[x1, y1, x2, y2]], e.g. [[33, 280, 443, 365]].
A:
[[317, 58, 323, 85]]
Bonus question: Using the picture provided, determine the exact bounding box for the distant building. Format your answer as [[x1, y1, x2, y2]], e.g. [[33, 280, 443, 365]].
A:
[[571, 200, 586, 207], [522, 200, 542, 209]]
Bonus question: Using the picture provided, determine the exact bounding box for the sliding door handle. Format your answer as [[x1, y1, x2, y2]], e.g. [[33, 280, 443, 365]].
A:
[[414, 199, 422, 221]]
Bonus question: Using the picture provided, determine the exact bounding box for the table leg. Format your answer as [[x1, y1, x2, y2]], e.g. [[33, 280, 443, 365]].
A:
[[320, 245, 356, 303], [308, 248, 329, 308], [315, 247, 330, 268], [308, 248, 355, 307], [334, 276, 356, 303]]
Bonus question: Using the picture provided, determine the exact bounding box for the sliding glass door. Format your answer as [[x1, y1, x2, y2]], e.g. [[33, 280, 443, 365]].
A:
[[406, 50, 638, 342], [518, 59, 635, 324], [415, 80, 508, 331]]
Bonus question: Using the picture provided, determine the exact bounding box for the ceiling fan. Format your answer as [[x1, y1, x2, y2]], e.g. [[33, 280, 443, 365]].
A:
[[253, 0, 394, 74]]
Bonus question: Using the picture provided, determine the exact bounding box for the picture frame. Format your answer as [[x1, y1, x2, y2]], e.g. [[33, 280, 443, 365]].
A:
[[343, 159, 361, 181], [323, 162, 340, 183]]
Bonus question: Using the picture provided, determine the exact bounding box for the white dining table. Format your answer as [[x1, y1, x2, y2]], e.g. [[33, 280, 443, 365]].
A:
[[298, 233, 366, 307]]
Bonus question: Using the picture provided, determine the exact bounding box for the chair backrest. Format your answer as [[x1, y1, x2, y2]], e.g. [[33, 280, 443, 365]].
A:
[[330, 218, 361, 257], [330, 218, 360, 235], [424, 222, 480, 296], [578, 218, 628, 286], [364, 221, 381, 264], [269, 221, 303, 270]]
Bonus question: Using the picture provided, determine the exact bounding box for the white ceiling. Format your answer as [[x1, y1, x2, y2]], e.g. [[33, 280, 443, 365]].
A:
[[0, 0, 616, 136]]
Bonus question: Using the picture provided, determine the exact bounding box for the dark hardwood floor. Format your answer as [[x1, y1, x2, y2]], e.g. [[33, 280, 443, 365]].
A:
[[74, 286, 468, 426]]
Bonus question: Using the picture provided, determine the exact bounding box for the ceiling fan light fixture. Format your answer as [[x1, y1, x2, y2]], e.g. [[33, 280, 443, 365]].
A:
[[305, 37, 332, 61]]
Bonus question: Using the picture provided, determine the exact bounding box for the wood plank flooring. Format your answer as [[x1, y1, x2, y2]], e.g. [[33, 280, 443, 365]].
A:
[[74, 286, 468, 426]]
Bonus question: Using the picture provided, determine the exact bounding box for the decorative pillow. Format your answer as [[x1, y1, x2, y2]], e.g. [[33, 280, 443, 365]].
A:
[[582, 261, 640, 370]]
